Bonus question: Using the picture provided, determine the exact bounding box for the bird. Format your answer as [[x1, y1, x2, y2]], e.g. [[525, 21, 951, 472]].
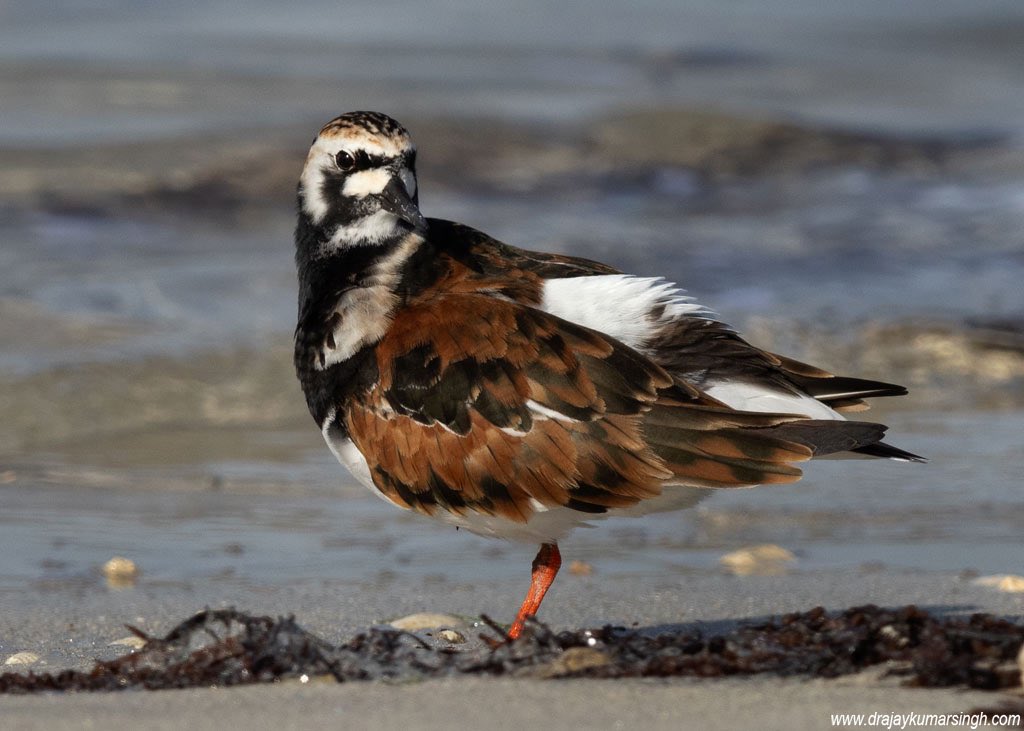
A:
[[292, 111, 923, 640]]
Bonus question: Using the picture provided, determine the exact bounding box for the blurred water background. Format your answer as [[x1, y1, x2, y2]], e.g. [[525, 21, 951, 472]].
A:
[[1, 0, 1023, 597]]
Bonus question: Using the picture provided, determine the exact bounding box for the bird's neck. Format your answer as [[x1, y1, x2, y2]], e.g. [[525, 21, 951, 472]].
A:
[[293, 220, 430, 401], [295, 213, 427, 315]]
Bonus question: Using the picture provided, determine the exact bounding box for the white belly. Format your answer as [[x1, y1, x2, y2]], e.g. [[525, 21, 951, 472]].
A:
[[434, 486, 710, 543]]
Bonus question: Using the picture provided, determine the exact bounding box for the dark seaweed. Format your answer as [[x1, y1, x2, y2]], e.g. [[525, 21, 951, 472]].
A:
[[1, 605, 1020, 694]]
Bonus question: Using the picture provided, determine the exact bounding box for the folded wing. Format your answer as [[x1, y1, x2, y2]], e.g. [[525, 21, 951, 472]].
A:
[[344, 294, 893, 523]]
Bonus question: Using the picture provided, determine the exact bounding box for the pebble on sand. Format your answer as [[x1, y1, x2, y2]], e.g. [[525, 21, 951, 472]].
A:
[[972, 575, 1024, 593], [437, 629, 467, 644], [4, 652, 41, 666], [568, 560, 593, 576], [389, 613, 464, 631], [102, 556, 139, 589], [719, 544, 796, 576], [108, 636, 147, 650]]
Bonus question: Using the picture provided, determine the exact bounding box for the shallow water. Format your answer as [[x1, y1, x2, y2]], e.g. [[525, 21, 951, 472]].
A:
[[1, 406, 1021, 599], [4, 168, 1022, 375], [4, 1, 1024, 142], [2, 1, 1023, 605]]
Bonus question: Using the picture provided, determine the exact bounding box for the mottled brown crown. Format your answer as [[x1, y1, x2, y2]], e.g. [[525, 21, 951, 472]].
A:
[[319, 111, 410, 140]]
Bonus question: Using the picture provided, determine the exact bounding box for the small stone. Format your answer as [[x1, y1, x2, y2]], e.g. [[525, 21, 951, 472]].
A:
[[103, 556, 138, 578], [0, 470, 16, 484], [102, 556, 139, 588], [720, 544, 795, 576], [973, 575, 1024, 593], [108, 636, 147, 650], [389, 612, 463, 631], [533, 647, 610, 678], [568, 560, 593, 576], [4, 652, 40, 666], [437, 629, 466, 644]]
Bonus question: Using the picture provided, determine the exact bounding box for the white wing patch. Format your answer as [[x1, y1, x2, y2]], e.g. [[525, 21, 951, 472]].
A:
[[704, 381, 845, 420], [525, 399, 579, 422], [541, 275, 711, 351], [541, 275, 845, 421]]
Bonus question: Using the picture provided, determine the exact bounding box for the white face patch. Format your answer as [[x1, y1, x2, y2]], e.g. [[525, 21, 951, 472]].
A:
[[342, 168, 391, 198], [541, 275, 712, 352], [324, 210, 403, 249], [299, 157, 332, 224]]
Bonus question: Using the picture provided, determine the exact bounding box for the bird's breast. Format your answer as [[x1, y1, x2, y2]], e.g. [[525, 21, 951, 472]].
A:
[[316, 285, 398, 371]]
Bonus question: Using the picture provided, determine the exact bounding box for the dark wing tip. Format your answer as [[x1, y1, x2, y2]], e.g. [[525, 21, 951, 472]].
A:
[[762, 419, 923, 462], [851, 441, 927, 463], [796, 375, 909, 402]]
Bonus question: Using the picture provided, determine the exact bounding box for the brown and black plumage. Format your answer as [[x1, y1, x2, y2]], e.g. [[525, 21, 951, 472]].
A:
[[293, 111, 923, 639]]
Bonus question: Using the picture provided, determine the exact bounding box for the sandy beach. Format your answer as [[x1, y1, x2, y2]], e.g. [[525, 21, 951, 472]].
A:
[[2, 568, 1023, 729]]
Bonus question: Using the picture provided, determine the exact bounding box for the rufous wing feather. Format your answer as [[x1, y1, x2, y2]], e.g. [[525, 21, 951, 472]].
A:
[[345, 293, 894, 521]]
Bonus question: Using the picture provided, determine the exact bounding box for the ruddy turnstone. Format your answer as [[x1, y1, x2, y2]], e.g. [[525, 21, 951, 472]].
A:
[[293, 111, 923, 639]]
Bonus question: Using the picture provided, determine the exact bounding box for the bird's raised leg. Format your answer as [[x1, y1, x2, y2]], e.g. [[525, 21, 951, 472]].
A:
[[507, 542, 561, 639]]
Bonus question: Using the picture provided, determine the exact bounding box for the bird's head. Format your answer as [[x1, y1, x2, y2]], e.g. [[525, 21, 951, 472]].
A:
[[297, 111, 426, 251]]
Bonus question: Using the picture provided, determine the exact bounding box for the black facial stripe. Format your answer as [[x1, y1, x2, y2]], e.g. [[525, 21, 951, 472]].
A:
[[338, 150, 383, 173], [314, 167, 378, 227], [361, 152, 394, 169]]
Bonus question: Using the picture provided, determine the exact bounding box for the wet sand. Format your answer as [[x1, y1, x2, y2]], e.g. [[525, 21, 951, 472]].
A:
[[2, 676, 1018, 731]]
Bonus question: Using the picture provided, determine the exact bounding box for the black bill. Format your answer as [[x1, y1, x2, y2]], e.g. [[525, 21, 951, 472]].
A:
[[379, 177, 428, 233]]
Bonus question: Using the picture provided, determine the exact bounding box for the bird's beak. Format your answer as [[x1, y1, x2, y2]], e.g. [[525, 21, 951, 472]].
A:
[[379, 176, 427, 234]]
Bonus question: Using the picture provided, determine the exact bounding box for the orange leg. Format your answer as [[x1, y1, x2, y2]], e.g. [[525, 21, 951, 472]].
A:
[[507, 542, 561, 639]]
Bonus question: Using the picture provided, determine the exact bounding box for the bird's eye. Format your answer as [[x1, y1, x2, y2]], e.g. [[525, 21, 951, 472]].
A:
[[335, 151, 356, 171]]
